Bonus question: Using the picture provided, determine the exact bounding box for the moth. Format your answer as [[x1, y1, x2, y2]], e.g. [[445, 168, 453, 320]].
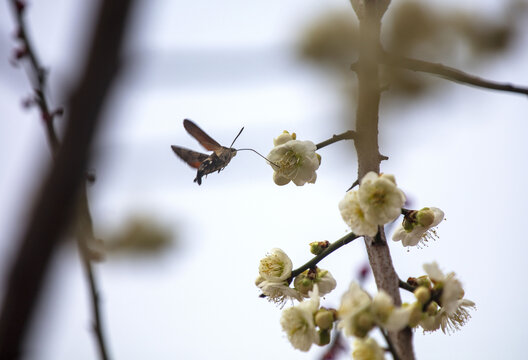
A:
[[171, 119, 274, 185]]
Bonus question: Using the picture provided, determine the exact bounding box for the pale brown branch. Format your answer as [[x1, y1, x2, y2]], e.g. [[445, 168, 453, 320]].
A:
[[382, 53, 528, 97]]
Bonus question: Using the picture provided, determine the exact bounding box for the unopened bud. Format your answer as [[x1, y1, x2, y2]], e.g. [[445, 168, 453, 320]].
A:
[[315, 309, 335, 330], [309, 240, 329, 255], [414, 286, 431, 304], [426, 302, 439, 316], [416, 208, 434, 227]]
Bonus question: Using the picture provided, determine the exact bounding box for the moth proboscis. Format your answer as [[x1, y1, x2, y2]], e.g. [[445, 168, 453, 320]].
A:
[[171, 119, 276, 185]]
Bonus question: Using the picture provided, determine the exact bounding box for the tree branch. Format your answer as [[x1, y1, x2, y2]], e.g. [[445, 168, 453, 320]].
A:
[[289, 232, 359, 280], [316, 130, 356, 150], [0, 1, 135, 358], [352, 0, 414, 358], [381, 53, 528, 96]]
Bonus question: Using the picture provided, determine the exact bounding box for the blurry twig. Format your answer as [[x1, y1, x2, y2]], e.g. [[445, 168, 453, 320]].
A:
[[9, 0, 61, 153], [0, 1, 135, 358], [381, 53, 528, 96], [316, 130, 356, 150]]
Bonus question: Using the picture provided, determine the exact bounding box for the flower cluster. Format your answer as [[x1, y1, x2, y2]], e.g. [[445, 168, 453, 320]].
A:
[[413, 262, 476, 334], [338, 282, 411, 338], [339, 172, 406, 236], [267, 131, 321, 186]]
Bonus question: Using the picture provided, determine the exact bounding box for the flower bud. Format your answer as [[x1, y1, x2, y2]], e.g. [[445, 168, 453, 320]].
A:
[[294, 274, 314, 296], [414, 286, 431, 304], [416, 208, 435, 227], [426, 302, 439, 316], [309, 241, 329, 255], [353, 311, 375, 338], [315, 309, 335, 330]]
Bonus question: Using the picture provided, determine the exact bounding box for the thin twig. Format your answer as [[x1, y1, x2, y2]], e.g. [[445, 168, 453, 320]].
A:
[[381, 328, 402, 360], [398, 279, 416, 293], [382, 53, 528, 97], [8, 3, 111, 359], [316, 130, 356, 150], [10, 0, 60, 153], [289, 232, 359, 280]]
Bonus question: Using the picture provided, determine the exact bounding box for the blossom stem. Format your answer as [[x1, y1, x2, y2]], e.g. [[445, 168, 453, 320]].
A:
[[289, 232, 359, 280], [315, 130, 356, 150]]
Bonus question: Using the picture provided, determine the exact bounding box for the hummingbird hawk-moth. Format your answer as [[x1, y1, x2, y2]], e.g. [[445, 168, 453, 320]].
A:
[[171, 119, 245, 185]]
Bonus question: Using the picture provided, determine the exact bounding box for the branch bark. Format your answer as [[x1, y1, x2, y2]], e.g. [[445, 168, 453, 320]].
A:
[[352, 1, 415, 359], [0, 1, 135, 358], [381, 53, 528, 96]]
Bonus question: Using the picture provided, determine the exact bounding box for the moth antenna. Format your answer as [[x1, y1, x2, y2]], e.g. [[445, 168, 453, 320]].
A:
[[237, 148, 280, 169], [230, 127, 244, 148]]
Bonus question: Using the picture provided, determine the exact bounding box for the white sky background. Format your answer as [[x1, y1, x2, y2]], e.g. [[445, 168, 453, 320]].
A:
[[0, 0, 527, 359]]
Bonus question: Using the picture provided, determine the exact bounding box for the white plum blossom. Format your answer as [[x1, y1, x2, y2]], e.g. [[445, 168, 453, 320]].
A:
[[256, 249, 302, 305], [423, 262, 465, 315], [371, 291, 412, 332], [352, 337, 386, 360], [256, 276, 302, 305], [339, 282, 411, 338], [338, 282, 373, 337], [358, 172, 406, 225], [437, 298, 476, 334], [392, 207, 444, 247], [259, 248, 292, 282], [267, 131, 321, 186], [339, 190, 378, 236], [293, 268, 337, 298], [280, 286, 321, 351], [418, 262, 476, 334]]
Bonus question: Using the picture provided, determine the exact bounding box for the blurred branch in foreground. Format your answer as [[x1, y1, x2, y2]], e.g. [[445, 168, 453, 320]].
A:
[[0, 1, 136, 359]]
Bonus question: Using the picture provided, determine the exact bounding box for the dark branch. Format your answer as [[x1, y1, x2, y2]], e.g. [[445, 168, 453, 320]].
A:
[[398, 279, 416, 293], [382, 53, 528, 97], [316, 130, 356, 150], [289, 232, 359, 280], [0, 1, 135, 358]]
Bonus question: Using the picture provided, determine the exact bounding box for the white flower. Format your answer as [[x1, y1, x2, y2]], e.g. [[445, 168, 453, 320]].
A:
[[438, 298, 476, 334], [352, 337, 386, 360], [273, 130, 296, 146], [339, 190, 379, 236], [256, 277, 303, 305], [358, 172, 406, 225], [338, 282, 373, 337], [256, 249, 301, 305], [392, 207, 444, 247], [293, 268, 337, 298], [259, 248, 292, 282], [423, 262, 464, 315], [371, 291, 411, 332], [267, 132, 320, 186], [418, 262, 475, 333], [419, 299, 476, 334], [280, 286, 320, 351]]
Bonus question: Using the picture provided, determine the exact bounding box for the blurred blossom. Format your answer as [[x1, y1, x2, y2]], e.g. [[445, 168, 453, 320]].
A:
[[103, 215, 174, 256]]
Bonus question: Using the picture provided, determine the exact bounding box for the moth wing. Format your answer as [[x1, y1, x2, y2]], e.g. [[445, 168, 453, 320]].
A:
[[171, 145, 208, 169], [183, 119, 222, 151]]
